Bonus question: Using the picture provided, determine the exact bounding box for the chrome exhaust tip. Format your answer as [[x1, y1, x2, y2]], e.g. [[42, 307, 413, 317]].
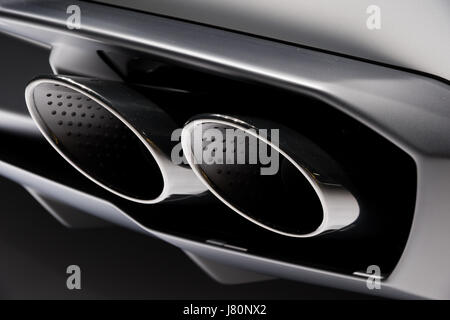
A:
[[25, 75, 206, 203], [181, 114, 359, 238]]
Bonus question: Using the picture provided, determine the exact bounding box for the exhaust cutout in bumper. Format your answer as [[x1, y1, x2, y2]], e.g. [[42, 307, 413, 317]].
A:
[[181, 114, 359, 238], [25, 75, 206, 203]]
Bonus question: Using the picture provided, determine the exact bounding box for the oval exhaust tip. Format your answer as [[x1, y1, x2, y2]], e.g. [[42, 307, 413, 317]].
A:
[[25, 75, 205, 203], [181, 114, 360, 238]]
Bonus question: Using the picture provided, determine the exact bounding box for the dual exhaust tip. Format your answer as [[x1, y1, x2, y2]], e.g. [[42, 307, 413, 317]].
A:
[[25, 75, 359, 238]]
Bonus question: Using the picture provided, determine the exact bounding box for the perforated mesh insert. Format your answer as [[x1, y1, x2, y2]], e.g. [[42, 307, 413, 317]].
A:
[[188, 122, 323, 235], [31, 82, 164, 200]]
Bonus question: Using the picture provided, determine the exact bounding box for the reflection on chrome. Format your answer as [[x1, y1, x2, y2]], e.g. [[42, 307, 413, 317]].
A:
[[181, 114, 360, 238], [25, 75, 206, 204]]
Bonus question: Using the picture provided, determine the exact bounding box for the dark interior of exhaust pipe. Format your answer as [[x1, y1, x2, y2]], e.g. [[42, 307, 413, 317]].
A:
[[30, 82, 164, 200], [5, 49, 417, 277], [107, 53, 416, 277], [189, 122, 323, 235]]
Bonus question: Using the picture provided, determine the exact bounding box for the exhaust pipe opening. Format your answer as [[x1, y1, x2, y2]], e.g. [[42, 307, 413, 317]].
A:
[[25, 76, 205, 203], [181, 114, 359, 238]]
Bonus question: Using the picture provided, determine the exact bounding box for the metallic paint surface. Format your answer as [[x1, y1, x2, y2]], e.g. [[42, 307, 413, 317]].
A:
[[0, 0, 449, 299], [93, 0, 450, 81]]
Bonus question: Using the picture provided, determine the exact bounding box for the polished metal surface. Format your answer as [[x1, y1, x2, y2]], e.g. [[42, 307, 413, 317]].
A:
[[93, 0, 450, 81], [1, 1, 448, 154], [0, 110, 39, 136], [0, 0, 450, 299], [0, 158, 415, 299], [25, 75, 206, 203], [181, 114, 359, 238]]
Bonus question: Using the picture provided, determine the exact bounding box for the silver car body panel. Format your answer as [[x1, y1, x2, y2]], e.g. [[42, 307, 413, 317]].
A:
[[0, 0, 449, 299], [94, 0, 450, 81]]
